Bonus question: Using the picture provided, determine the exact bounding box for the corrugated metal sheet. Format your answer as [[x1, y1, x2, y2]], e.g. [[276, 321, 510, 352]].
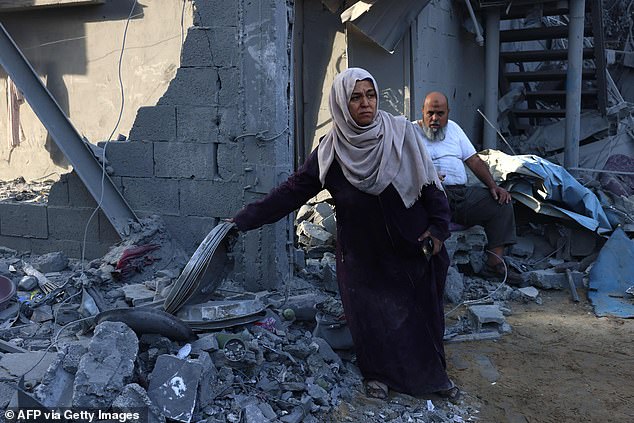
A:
[[340, 0, 432, 53]]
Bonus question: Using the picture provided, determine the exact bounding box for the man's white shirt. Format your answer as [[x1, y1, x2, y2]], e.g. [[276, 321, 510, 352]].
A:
[[413, 119, 476, 186]]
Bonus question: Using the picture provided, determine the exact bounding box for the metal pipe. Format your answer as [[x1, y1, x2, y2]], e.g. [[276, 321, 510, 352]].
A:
[[564, 0, 586, 172], [483, 8, 500, 150], [463, 0, 484, 46]]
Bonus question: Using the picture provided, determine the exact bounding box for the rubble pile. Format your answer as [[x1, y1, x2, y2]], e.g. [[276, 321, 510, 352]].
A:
[[0, 216, 476, 423], [0, 176, 55, 203], [293, 192, 338, 294]]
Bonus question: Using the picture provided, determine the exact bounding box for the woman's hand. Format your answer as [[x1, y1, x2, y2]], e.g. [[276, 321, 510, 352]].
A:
[[418, 230, 442, 255]]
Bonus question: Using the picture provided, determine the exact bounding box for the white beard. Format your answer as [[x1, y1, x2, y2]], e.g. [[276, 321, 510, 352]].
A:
[[422, 124, 447, 142]]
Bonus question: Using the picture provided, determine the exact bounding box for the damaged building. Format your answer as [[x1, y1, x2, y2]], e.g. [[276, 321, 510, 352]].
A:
[[0, 0, 632, 422]]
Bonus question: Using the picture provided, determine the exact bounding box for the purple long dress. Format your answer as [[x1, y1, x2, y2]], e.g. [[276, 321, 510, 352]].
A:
[[234, 149, 453, 395]]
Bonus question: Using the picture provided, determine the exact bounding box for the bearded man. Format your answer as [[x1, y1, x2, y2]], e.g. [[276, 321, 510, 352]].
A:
[[415, 91, 519, 281]]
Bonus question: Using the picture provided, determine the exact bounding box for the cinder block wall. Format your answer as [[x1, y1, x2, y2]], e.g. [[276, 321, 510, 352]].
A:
[[0, 172, 120, 258], [0, 0, 294, 291]]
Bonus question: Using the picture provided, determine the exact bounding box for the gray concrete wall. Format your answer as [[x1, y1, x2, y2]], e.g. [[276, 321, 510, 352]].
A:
[[299, 0, 347, 157], [411, 0, 486, 145], [0, 0, 192, 181], [0, 0, 294, 291], [302, 0, 486, 148]]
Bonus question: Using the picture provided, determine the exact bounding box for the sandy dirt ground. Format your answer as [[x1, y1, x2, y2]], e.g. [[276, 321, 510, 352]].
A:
[[446, 289, 634, 423]]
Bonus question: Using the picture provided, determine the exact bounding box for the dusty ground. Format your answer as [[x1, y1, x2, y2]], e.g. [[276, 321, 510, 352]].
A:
[[446, 289, 634, 423]]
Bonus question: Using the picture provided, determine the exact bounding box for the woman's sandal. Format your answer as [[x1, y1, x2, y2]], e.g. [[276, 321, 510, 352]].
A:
[[436, 384, 461, 403], [364, 380, 389, 400]]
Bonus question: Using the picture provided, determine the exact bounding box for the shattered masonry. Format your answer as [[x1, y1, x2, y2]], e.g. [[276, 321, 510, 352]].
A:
[[0, 0, 293, 292]]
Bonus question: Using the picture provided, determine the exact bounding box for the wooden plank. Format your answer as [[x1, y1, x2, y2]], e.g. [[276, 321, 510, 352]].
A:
[[0, 0, 103, 12]]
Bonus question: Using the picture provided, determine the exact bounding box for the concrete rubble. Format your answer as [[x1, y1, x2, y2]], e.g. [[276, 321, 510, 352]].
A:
[[0, 188, 627, 423], [0, 44, 631, 420], [0, 213, 481, 423], [1, 160, 631, 418], [0, 147, 631, 421]]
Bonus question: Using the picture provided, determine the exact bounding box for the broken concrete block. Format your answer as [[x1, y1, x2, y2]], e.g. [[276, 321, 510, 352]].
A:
[[147, 355, 204, 423], [0, 352, 57, 408], [498, 87, 523, 114], [258, 402, 277, 420], [445, 225, 487, 274], [121, 283, 156, 306], [518, 286, 540, 300], [313, 202, 334, 220], [468, 304, 506, 333], [510, 237, 534, 258], [320, 252, 338, 293], [309, 337, 343, 370], [244, 403, 269, 423], [306, 245, 334, 259], [62, 343, 88, 374], [72, 321, 139, 409], [444, 266, 464, 304], [295, 204, 313, 225], [307, 382, 329, 405], [112, 383, 165, 423], [293, 248, 306, 271], [36, 363, 74, 409], [297, 221, 334, 247], [128, 105, 176, 142], [522, 269, 583, 289], [191, 334, 220, 354], [31, 251, 68, 273], [30, 305, 53, 323], [320, 214, 337, 237], [191, 351, 218, 409]]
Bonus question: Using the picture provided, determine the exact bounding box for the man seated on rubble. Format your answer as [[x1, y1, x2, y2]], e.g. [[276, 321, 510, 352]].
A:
[[414, 91, 519, 280]]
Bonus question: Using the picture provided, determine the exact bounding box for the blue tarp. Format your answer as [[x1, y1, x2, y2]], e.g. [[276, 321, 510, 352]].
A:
[[588, 227, 634, 318], [520, 157, 613, 234], [480, 150, 613, 234]]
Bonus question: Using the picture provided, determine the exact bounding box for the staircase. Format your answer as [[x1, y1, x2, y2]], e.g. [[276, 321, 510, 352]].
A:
[[478, 0, 608, 132]]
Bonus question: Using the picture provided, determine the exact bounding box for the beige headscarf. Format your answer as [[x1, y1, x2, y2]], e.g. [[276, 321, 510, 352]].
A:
[[318, 67, 442, 208]]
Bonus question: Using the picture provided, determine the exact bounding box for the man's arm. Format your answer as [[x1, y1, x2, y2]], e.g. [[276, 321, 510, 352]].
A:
[[464, 154, 511, 204]]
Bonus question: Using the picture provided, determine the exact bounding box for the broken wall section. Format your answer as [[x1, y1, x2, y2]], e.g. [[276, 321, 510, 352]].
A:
[[0, 0, 295, 291], [98, 0, 295, 291], [0, 0, 192, 181]]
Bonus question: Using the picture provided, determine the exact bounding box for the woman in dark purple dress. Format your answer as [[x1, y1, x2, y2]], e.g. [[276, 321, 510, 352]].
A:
[[232, 68, 458, 400]]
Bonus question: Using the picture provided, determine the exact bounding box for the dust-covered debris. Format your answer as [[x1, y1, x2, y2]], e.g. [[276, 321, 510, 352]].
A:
[[0, 176, 54, 204], [0, 153, 631, 422]]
